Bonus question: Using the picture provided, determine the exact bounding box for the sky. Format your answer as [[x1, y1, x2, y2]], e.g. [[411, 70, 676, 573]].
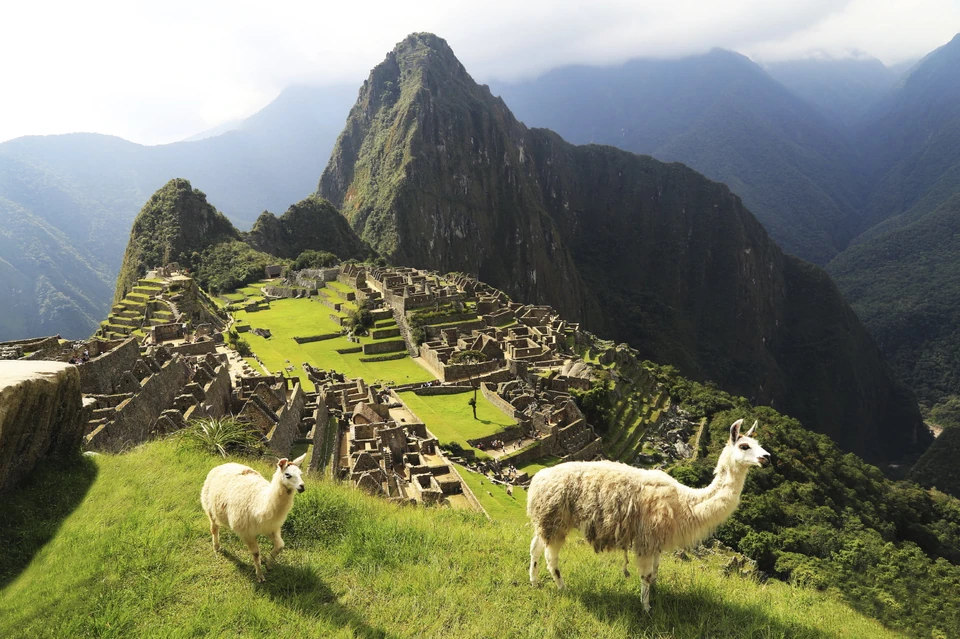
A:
[[1, 0, 957, 145]]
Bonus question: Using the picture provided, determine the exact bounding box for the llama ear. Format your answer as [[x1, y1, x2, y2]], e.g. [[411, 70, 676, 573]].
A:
[[745, 420, 758, 437], [290, 453, 307, 467], [729, 419, 744, 442], [278, 458, 289, 469]]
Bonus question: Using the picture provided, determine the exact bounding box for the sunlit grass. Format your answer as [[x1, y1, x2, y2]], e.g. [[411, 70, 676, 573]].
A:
[[0, 440, 898, 638]]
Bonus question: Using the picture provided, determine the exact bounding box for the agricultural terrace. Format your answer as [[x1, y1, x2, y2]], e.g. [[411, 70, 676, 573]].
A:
[[233, 293, 433, 392], [398, 391, 516, 459]]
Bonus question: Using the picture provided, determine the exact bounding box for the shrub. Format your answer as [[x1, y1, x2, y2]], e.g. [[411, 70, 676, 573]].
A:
[[175, 417, 264, 457]]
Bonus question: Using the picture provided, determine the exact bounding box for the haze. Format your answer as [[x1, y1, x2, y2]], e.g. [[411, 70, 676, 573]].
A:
[[2, 0, 957, 145]]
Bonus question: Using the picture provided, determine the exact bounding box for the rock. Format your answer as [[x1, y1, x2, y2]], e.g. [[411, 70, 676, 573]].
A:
[[0, 361, 88, 492]]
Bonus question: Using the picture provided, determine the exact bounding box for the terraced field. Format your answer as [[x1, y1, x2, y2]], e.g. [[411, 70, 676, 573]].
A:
[[602, 361, 671, 463]]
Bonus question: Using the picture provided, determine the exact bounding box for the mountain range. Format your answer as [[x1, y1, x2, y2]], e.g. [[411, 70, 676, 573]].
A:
[[0, 84, 356, 339]]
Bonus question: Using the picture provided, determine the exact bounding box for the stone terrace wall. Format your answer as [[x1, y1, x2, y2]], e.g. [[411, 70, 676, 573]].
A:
[[267, 383, 306, 456], [78, 338, 140, 395], [0, 362, 90, 492], [481, 383, 518, 418], [85, 356, 191, 452], [362, 340, 406, 355], [168, 341, 217, 357], [413, 385, 473, 396]]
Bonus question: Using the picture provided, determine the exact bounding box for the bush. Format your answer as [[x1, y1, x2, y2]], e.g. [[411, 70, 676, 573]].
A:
[[175, 417, 264, 457]]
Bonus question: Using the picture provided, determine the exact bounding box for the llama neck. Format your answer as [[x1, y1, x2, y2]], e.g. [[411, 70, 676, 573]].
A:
[[259, 470, 295, 520], [690, 448, 749, 529]]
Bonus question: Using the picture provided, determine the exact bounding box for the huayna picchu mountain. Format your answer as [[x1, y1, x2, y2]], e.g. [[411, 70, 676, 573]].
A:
[[320, 33, 926, 464], [116, 179, 367, 297]]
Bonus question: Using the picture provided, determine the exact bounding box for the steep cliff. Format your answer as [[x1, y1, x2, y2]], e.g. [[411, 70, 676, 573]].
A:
[[319, 33, 926, 463]]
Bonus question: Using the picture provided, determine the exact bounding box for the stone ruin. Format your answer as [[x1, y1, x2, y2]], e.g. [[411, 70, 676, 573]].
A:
[[307, 369, 474, 508]]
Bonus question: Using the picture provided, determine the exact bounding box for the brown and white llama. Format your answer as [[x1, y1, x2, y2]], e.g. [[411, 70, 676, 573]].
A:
[[527, 418, 770, 611]]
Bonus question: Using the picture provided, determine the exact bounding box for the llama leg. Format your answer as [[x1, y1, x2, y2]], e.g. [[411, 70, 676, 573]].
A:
[[636, 553, 657, 612], [243, 535, 265, 582], [268, 529, 285, 567], [529, 534, 546, 585], [544, 538, 566, 589], [623, 549, 630, 578], [207, 513, 220, 553]]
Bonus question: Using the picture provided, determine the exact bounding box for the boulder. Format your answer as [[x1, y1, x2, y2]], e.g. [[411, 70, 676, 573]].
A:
[[0, 361, 89, 492]]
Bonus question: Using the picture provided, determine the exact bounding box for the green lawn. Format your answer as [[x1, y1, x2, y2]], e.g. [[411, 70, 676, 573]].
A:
[[518, 456, 562, 478], [0, 440, 899, 638], [456, 463, 528, 522], [399, 391, 514, 458], [235, 297, 433, 390]]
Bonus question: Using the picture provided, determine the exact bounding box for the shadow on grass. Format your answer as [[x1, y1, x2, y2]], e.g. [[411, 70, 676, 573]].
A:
[[221, 550, 397, 639], [0, 453, 98, 589], [573, 583, 836, 639]]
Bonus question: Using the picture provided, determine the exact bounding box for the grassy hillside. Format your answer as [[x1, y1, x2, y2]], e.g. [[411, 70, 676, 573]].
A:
[[0, 439, 898, 639]]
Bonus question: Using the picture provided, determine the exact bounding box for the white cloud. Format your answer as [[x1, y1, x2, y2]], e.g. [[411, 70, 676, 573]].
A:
[[0, 0, 955, 145]]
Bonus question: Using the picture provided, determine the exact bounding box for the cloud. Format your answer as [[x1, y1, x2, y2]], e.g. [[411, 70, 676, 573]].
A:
[[0, 0, 955, 145]]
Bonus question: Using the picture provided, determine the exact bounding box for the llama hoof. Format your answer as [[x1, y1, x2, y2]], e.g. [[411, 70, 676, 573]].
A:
[[643, 603, 651, 614], [256, 574, 266, 583], [623, 567, 631, 578]]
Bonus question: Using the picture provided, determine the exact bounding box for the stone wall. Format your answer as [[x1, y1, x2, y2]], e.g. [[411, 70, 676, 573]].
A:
[[78, 338, 141, 395], [413, 385, 473, 396], [267, 383, 306, 456], [481, 383, 518, 418], [371, 327, 401, 340], [293, 333, 341, 344], [168, 341, 217, 356], [0, 362, 90, 492], [361, 340, 407, 355], [85, 355, 192, 452]]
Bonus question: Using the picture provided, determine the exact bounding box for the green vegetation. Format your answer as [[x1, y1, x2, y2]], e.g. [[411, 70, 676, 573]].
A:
[[195, 240, 282, 295], [398, 391, 514, 457], [175, 416, 264, 457], [0, 439, 899, 638], [293, 249, 338, 270], [235, 297, 433, 390], [653, 364, 960, 637], [244, 194, 370, 261], [909, 428, 960, 498]]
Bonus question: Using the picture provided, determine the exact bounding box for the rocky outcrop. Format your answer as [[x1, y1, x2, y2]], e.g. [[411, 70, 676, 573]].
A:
[[0, 361, 90, 492]]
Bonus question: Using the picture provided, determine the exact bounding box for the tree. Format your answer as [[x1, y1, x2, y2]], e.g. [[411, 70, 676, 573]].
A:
[[450, 349, 488, 419]]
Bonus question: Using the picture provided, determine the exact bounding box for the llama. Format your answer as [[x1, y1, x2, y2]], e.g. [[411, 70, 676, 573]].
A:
[[527, 418, 769, 611], [200, 453, 307, 582]]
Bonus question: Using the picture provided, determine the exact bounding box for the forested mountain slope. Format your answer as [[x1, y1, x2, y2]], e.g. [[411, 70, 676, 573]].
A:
[[491, 49, 867, 264], [320, 33, 926, 464], [764, 56, 896, 129]]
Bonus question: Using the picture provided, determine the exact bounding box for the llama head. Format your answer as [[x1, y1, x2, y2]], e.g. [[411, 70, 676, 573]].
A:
[[727, 419, 770, 468], [277, 453, 307, 493]]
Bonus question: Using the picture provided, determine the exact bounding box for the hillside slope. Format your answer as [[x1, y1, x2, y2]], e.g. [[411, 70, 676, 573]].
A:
[[0, 438, 902, 639], [320, 33, 925, 464], [491, 50, 866, 264], [764, 56, 896, 128], [828, 36, 960, 408], [0, 85, 355, 340], [244, 194, 372, 260]]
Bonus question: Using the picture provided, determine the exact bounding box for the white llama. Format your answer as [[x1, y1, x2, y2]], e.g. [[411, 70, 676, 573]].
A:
[[527, 418, 769, 611], [200, 453, 307, 582]]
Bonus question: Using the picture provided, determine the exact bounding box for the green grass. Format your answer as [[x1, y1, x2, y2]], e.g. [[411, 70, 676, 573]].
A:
[[234, 297, 433, 390], [455, 463, 528, 522], [0, 439, 898, 638], [518, 456, 562, 478], [399, 391, 514, 458]]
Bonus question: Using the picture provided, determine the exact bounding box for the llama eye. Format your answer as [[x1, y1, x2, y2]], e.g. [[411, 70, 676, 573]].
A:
[[739, 444, 750, 451], [285, 473, 291, 478]]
